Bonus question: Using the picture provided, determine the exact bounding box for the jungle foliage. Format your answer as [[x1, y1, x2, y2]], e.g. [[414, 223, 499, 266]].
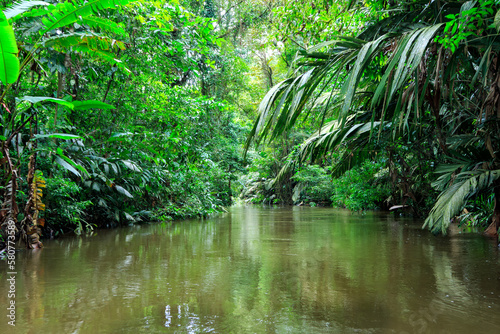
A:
[[0, 0, 269, 248], [2, 0, 500, 249]]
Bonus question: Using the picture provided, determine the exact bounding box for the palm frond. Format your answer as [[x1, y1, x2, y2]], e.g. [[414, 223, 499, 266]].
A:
[[268, 156, 296, 189], [372, 24, 443, 128], [340, 35, 390, 122], [3, 0, 48, 19], [246, 21, 443, 153], [424, 169, 500, 234], [40, 0, 133, 33], [299, 117, 383, 161]]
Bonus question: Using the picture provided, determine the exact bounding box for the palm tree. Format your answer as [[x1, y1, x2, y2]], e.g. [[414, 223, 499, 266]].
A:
[[246, 0, 500, 237]]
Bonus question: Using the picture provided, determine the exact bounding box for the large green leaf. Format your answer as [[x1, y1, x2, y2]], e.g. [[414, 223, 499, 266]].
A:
[[120, 160, 142, 172], [107, 132, 133, 141], [55, 156, 81, 176], [18, 96, 75, 109], [115, 185, 133, 198], [0, 12, 20, 85], [495, 10, 500, 32], [34, 133, 81, 140], [17, 96, 114, 111], [72, 100, 115, 110], [56, 147, 89, 177]]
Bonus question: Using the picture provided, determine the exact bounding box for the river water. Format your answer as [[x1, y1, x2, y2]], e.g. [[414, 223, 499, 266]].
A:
[[1, 206, 500, 333]]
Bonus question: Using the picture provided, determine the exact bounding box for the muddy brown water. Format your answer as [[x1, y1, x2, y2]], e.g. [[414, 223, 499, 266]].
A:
[[1, 206, 500, 333]]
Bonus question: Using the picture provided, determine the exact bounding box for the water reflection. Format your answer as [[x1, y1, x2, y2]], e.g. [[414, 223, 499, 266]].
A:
[[1, 206, 500, 333]]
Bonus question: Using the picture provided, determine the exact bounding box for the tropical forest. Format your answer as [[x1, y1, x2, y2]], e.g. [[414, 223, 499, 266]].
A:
[[1, 0, 500, 333]]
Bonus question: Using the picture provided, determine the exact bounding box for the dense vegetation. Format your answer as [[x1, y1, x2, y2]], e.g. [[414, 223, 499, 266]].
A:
[[0, 0, 263, 248], [244, 0, 500, 240], [1, 0, 499, 249]]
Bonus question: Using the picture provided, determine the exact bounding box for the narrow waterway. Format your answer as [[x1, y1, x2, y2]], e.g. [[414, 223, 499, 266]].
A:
[[1, 206, 500, 333]]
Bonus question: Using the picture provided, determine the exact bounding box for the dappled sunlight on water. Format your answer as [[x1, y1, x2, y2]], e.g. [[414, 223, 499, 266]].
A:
[[1, 206, 500, 333]]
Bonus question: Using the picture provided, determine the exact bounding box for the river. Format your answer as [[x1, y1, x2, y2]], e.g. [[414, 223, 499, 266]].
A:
[[1, 206, 500, 333]]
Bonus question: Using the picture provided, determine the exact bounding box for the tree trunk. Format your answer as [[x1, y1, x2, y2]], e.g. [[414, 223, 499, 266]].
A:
[[19, 116, 43, 249], [484, 180, 500, 238], [54, 52, 71, 126]]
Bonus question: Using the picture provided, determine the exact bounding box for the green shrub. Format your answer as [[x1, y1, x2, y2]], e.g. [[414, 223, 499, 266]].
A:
[[291, 165, 333, 205], [43, 177, 93, 235], [331, 160, 390, 211]]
